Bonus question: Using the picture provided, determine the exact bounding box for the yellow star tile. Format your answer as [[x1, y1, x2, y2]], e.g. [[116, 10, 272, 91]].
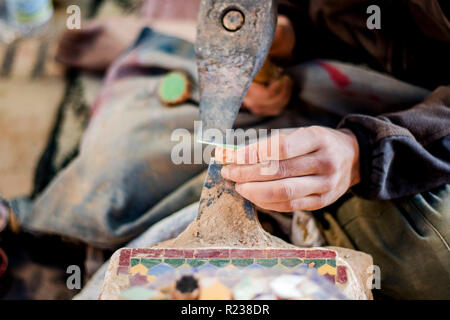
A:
[[317, 264, 336, 276], [129, 263, 148, 276], [199, 281, 232, 300]]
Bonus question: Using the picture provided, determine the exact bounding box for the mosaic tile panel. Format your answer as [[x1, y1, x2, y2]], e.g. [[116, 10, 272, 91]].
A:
[[117, 248, 346, 286]]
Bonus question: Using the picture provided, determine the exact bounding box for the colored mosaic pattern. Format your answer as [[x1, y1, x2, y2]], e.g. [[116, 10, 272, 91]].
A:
[[116, 248, 346, 286]]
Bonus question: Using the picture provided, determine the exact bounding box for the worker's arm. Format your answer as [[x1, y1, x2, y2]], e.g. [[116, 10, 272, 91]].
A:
[[216, 126, 361, 212], [216, 86, 450, 210], [227, 0, 450, 211], [338, 86, 450, 199]]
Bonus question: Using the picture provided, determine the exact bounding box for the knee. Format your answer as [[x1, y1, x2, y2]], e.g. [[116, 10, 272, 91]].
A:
[[333, 190, 450, 299]]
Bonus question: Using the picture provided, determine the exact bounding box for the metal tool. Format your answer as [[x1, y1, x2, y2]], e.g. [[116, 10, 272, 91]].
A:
[[190, 0, 281, 246], [195, 0, 277, 145]]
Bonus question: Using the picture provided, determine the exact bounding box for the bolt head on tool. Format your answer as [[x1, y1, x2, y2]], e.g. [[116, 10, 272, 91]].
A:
[[222, 9, 244, 31]]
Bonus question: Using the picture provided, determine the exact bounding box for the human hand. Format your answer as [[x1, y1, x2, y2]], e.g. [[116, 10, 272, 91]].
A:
[[215, 126, 361, 212], [243, 15, 296, 116], [243, 75, 294, 116]]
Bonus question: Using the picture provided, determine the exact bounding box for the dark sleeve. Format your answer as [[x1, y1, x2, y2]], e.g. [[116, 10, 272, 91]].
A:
[[277, 0, 313, 63], [338, 86, 450, 200]]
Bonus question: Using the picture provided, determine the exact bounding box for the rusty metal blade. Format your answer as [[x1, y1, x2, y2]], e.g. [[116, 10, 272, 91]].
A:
[[195, 0, 277, 144]]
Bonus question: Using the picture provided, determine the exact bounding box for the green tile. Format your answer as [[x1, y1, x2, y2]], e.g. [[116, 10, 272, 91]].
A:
[[304, 259, 326, 268], [256, 258, 278, 267], [281, 258, 302, 267], [130, 258, 141, 267], [164, 258, 185, 268], [232, 259, 254, 267], [209, 259, 230, 267], [187, 259, 207, 267], [327, 259, 336, 267], [141, 258, 162, 268]]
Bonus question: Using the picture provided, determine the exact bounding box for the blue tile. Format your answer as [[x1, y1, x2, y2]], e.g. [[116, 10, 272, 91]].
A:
[[148, 263, 174, 276]]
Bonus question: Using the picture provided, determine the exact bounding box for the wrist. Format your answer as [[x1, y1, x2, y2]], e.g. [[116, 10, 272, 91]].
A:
[[339, 128, 361, 187]]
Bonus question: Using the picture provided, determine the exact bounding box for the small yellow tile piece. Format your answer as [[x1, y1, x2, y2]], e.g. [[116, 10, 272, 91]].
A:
[[129, 263, 148, 276], [199, 281, 232, 300], [147, 275, 157, 282], [317, 264, 336, 276]]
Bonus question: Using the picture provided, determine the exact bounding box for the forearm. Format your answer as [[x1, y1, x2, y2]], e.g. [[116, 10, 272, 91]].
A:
[[339, 85, 450, 199]]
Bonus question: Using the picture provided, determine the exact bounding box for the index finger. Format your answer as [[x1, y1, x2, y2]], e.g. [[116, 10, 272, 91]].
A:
[[215, 127, 321, 164]]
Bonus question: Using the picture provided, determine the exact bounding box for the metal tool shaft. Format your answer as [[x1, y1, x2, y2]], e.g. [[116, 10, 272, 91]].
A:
[[195, 0, 277, 144]]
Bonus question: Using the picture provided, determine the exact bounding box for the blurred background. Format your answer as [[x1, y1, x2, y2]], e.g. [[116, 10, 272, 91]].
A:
[[0, 0, 199, 300]]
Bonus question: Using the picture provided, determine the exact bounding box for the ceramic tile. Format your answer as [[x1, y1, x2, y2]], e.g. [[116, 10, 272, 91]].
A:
[[303, 259, 327, 268], [281, 258, 302, 267], [148, 264, 174, 276], [231, 259, 254, 267], [115, 248, 339, 290], [209, 259, 230, 267], [305, 249, 336, 259], [130, 258, 141, 267], [256, 258, 278, 267], [187, 258, 207, 268], [141, 258, 162, 268], [337, 266, 348, 284], [195, 249, 229, 258], [164, 258, 185, 268]]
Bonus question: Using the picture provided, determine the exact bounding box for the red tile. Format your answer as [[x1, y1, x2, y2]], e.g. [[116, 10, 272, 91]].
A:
[[292, 250, 306, 258], [266, 250, 278, 259], [131, 248, 152, 256], [322, 273, 335, 283], [337, 266, 348, 284], [144, 249, 164, 258], [183, 250, 194, 258], [266, 249, 305, 258], [230, 249, 266, 258], [117, 266, 129, 275], [119, 249, 131, 266], [129, 273, 148, 287], [305, 249, 336, 259], [164, 249, 185, 258], [195, 249, 230, 258], [279, 249, 305, 258]]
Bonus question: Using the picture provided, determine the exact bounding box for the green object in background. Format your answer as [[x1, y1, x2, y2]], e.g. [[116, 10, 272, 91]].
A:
[[5, 0, 53, 35], [158, 71, 191, 105]]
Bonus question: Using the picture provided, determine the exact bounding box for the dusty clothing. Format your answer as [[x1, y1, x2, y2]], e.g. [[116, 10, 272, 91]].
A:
[[279, 0, 450, 199], [317, 184, 450, 299]]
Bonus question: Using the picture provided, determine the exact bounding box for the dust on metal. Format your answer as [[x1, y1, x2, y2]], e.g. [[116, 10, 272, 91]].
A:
[[195, 0, 277, 144]]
